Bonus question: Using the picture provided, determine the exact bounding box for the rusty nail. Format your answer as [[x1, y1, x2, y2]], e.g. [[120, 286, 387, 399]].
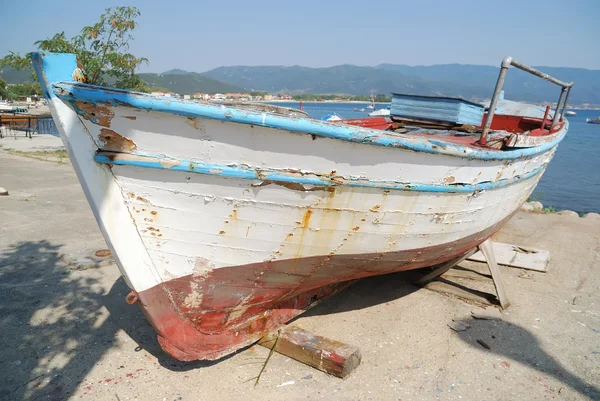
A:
[[125, 291, 139, 305]]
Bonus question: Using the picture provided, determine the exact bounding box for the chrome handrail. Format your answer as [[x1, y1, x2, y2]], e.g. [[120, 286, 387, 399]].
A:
[[479, 57, 574, 145]]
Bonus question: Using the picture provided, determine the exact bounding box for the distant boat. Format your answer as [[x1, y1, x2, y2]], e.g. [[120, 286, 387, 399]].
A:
[[0, 102, 28, 113], [565, 110, 576, 116], [321, 113, 342, 121], [33, 52, 573, 362], [586, 117, 600, 124], [368, 108, 391, 117]]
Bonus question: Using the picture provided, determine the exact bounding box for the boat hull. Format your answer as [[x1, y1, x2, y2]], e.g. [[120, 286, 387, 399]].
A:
[[31, 52, 566, 361], [137, 206, 520, 360]]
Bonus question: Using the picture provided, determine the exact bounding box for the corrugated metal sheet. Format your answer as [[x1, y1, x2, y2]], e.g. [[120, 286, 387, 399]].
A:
[[391, 93, 485, 126]]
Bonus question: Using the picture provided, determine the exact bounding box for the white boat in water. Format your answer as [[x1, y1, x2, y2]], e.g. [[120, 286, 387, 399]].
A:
[[565, 110, 576, 116], [368, 107, 391, 117], [33, 52, 573, 361], [321, 113, 342, 121]]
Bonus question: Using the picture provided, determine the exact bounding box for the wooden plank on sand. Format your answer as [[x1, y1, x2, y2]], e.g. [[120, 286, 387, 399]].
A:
[[467, 241, 549, 272], [425, 279, 495, 306], [258, 326, 361, 378]]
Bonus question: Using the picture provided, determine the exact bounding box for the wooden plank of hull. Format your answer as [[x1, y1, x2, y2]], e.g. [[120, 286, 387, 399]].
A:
[[113, 166, 541, 281], [78, 104, 554, 188]]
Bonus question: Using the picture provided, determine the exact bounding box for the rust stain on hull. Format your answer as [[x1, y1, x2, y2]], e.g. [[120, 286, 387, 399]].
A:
[[99, 128, 137, 153], [444, 175, 456, 183], [73, 101, 114, 127], [253, 180, 333, 192], [301, 208, 313, 228]]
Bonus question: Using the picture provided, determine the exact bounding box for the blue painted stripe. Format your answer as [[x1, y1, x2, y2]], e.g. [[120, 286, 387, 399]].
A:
[[94, 152, 545, 193], [55, 80, 565, 161], [47, 87, 565, 162]]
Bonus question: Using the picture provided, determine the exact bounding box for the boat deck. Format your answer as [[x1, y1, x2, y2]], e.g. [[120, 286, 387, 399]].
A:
[[340, 114, 566, 151]]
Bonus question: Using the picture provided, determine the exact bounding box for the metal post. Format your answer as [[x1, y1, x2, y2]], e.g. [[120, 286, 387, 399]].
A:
[[560, 86, 572, 121], [551, 87, 566, 130], [479, 57, 512, 145], [541, 106, 550, 129], [509, 59, 573, 88]]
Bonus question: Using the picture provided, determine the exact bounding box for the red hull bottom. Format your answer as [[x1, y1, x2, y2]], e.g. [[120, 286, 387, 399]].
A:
[[135, 215, 513, 361]]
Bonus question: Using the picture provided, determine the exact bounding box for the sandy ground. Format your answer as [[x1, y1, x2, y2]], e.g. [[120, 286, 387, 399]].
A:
[[0, 132, 64, 152], [0, 137, 599, 401]]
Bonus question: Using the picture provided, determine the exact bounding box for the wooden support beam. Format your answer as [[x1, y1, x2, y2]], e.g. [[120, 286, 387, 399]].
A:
[[418, 241, 511, 310], [479, 239, 511, 309], [415, 248, 478, 285], [424, 279, 495, 305], [258, 326, 361, 378]]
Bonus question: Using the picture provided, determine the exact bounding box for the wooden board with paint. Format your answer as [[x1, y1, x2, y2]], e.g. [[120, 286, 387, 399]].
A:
[[467, 242, 550, 272]]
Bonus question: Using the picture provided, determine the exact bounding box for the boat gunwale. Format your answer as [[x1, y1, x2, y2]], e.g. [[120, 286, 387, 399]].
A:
[[95, 150, 546, 193], [50, 81, 567, 162]]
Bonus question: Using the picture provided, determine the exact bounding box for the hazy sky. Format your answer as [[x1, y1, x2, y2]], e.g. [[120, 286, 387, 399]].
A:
[[2, 0, 599, 73]]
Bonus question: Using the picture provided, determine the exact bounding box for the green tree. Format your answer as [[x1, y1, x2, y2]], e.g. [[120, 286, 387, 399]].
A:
[[6, 82, 43, 100], [249, 91, 269, 97], [1, 6, 149, 92], [0, 78, 8, 100]]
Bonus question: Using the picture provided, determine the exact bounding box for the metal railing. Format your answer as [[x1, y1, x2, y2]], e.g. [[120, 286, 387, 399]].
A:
[[479, 56, 574, 145]]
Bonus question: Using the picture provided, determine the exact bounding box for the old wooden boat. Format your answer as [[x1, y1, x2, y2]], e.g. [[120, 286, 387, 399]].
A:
[[33, 53, 572, 361]]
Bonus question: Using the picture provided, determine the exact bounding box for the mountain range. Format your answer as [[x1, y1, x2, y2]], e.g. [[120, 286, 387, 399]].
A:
[[136, 71, 241, 94], [2, 62, 599, 104], [202, 63, 600, 105]]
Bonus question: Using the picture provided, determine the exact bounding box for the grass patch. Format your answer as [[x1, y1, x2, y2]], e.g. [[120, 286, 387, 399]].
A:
[[528, 192, 545, 203], [6, 149, 69, 164], [541, 206, 556, 214]]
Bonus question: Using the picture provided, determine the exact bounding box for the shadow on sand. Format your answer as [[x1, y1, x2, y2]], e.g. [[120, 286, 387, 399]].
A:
[[0, 240, 110, 401], [454, 318, 599, 399], [0, 240, 225, 401]]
